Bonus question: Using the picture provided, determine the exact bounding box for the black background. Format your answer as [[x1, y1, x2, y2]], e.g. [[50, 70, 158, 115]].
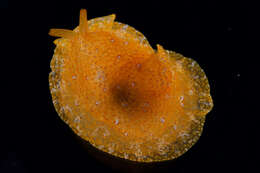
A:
[[2, 0, 254, 172]]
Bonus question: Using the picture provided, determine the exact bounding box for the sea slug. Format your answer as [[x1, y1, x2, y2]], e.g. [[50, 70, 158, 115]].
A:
[[49, 9, 213, 162]]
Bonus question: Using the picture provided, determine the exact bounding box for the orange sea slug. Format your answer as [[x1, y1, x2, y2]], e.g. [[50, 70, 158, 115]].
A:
[[49, 9, 213, 162]]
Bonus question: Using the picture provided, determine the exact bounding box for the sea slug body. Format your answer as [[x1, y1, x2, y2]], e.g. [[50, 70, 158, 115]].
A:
[[49, 9, 213, 162]]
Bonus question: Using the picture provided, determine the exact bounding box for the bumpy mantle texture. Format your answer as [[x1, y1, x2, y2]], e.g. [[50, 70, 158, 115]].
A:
[[49, 9, 213, 162]]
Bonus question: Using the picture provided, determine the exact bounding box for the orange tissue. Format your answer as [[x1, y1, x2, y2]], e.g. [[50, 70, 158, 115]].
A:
[[49, 9, 213, 162]]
